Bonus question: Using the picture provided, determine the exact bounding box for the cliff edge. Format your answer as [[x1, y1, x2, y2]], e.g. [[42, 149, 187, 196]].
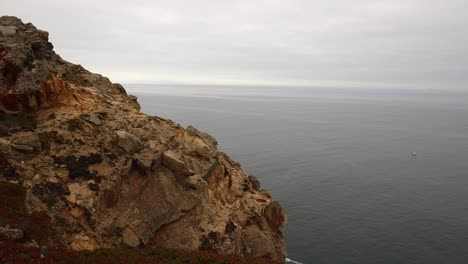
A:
[[0, 16, 287, 262]]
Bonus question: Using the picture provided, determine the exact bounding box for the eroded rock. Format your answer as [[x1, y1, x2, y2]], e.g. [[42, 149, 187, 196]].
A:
[[66, 182, 94, 210], [0, 16, 287, 262], [122, 228, 140, 248], [11, 134, 41, 153], [11, 143, 35, 153], [162, 151, 194, 177], [116, 130, 142, 153], [80, 112, 104, 126], [131, 151, 162, 175], [186, 126, 218, 149]]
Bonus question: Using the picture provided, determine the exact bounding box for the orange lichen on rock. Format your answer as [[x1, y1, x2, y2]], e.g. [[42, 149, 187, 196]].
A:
[[0, 75, 72, 112], [30, 75, 71, 110]]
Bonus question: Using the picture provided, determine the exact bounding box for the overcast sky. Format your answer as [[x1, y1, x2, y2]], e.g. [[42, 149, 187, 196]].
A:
[[3, 0, 468, 88]]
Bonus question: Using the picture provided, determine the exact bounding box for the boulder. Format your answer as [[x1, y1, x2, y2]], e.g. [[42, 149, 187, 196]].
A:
[[80, 112, 103, 126], [183, 135, 215, 159], [71, 234, 98, 251], [122, 228, 140, 248], [11, 135, 41, 153], [132, 151, 162, 175], [162, 151, 194, 177], [11, 143, 35, 153], [186, 125, 218, 149], [186, 174, 207, 191], [66, 182, 94, 210], [116, 130, 142, 153]]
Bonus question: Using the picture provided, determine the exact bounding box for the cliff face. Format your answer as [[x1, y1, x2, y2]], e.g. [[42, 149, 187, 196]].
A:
[[0, 16, 287, 262]]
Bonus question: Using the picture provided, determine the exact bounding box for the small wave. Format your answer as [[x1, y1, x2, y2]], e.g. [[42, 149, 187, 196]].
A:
[[285, 257, 305, 264]]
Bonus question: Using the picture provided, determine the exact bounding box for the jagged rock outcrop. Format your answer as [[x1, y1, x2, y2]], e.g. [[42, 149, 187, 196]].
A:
[[0, 16, 287, 262]]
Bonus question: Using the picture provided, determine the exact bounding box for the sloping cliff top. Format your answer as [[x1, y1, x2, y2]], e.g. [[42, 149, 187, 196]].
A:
[[0, 16, 287, 262]]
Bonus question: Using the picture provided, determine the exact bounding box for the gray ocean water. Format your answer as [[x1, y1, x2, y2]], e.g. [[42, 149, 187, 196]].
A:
[[128, 84, 468, 264]]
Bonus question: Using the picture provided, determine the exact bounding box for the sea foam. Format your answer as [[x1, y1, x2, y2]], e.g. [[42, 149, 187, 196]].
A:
[[285, 257, 305, 264]]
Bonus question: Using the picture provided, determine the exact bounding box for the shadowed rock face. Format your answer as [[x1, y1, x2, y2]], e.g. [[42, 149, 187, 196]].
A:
[[0, 16, 57, 111], [0, 16, 287, 262]]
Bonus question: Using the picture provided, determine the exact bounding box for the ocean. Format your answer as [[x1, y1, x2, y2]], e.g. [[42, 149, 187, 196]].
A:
[[128, 84, 468, 264]]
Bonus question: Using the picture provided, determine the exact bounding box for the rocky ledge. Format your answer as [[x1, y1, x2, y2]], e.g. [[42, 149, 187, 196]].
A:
[[0, 16, 287, 262]]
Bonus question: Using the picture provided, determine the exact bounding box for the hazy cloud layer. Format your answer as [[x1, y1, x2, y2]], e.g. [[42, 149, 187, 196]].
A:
[[3, 0, 467, 88]]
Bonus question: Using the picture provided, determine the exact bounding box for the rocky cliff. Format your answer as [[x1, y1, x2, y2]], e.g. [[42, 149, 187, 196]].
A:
[[0, 16, 287, 262]]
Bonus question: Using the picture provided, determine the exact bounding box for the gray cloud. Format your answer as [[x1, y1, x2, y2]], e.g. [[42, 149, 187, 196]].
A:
[[3, 0, 467, 88]]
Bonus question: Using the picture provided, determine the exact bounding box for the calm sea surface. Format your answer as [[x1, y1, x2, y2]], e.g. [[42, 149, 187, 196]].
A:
[[128, 84, 468, 264]]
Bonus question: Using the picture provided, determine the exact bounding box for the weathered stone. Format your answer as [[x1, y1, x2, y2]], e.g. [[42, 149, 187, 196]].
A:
[[184, 126, 218, 160], [186, 125, 218, 149], [80, 112, 103, 125], [11, 143, 35, 153], [0, 25, 17, 36], [66, 182, 94, 210], [162, 151, 194, 177], [122, 228, 140, 248], [71, 234, 98, 251], [69, 207, 85, 219], [11, 135, 41, 153], [183, 135, 215, 159], [0, 227, 24, 241], [186, 174, 206, 191], [135, 155, 155, 170], [116, 130, 142, 153], [132, 152, 162, 175], [0, 17, 58, 111]]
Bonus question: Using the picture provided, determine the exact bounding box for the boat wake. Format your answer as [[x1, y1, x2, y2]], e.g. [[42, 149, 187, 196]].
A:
[[286, 257, 305, 264]]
